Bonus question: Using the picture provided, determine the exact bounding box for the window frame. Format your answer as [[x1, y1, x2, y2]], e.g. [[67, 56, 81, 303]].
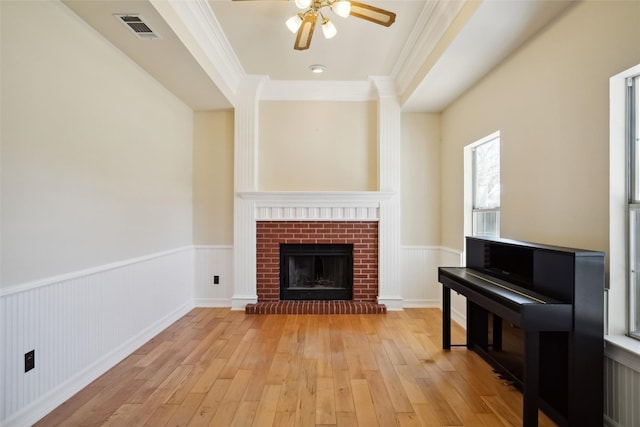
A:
[[609, 63, 640, 340], [469, 133, 501, 238], [628, 74, 640, 340]]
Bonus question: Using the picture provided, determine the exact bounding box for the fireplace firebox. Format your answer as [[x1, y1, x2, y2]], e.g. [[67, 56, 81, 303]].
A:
[[280, 243, 353, 300]]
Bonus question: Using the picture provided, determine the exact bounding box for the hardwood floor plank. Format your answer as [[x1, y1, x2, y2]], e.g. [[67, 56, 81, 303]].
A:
[[364, 369, 401, 426], [369, 340, 414, 413], [315, 377, 336, 425], [186, 378, 230, 426], [35, 308, 559, 427], [164, 392, 206, 427], [350, 378, 379, 427], [143, 404, 178, 426], [208, 369, 254, 425], [335, 411, 359, 427], [231, 401, 260, 426], [272, 409, 297, 427], [251, 384, 281, 426], [396, 412, 424, 427], [190, 357, 226, 394], [415, 376, 463, 426], [332, 369, 355, 413], [295, 358, 318, 426]]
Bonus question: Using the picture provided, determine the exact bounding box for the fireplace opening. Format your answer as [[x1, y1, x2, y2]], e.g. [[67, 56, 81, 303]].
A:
[[280, 243, 353, 301]]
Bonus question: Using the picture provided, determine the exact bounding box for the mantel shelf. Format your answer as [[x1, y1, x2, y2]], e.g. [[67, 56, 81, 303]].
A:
[[238, 191, 395, 206]]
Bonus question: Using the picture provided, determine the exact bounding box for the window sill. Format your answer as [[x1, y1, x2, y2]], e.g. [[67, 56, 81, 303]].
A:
[[605, 335, 640, 372]]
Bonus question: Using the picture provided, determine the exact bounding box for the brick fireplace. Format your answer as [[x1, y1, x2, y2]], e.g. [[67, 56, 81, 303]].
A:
[[246, 220, 386, 314], [234, 190, 399, 314]]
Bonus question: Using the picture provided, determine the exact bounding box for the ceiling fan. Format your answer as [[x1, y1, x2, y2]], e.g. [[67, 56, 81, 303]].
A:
[[242, 0, 393, 50]]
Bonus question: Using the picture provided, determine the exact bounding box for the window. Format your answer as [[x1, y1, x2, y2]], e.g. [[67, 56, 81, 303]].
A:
[[471, 134, 500, 238], [629, 74, 640, 339]]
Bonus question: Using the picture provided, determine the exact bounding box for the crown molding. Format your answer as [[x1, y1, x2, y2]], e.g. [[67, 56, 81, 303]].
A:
[[391, 0, 466, 99], [260, 79, 377, 102], [151, 0, 245, 104]]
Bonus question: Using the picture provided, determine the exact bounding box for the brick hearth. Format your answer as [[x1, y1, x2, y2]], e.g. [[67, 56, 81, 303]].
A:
[[246, 220, 386, 314]]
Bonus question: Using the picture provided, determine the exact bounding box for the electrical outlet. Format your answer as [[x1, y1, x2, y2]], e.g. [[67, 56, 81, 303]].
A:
[[25, 350, 35, 373], [213, 275, 220, 285]]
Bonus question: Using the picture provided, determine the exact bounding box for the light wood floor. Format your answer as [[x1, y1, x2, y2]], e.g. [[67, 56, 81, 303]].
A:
[[35, 308, 557, 426]]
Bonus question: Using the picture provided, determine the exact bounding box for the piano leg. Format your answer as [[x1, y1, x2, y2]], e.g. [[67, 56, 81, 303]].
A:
[[442, 286, 451, 349], [492, 314, 502, 350], [523, 331, 540, 427]]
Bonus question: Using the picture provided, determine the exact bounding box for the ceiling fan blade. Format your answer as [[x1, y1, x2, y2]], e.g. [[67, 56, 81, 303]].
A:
[[349, 1, 396, 27], [294, 12, 317, 50]]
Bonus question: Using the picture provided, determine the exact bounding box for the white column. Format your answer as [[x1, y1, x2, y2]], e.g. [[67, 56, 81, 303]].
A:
[[232, 76, 266, 309], [371, 77, 403, 310]]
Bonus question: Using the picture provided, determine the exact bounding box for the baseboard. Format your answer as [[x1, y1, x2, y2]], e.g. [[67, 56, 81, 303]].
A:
[[193, 298, 232, 307], [377, 296, 403, 311], [451, 306, 467, 330], [2, 302, 193, 427], [603, 414, 623, 427], [231, 295, 258, 310], [401, 299, 441, 308]]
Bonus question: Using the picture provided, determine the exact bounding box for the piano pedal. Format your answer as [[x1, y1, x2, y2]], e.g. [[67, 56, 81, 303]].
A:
[[493, 369, 515, 386]]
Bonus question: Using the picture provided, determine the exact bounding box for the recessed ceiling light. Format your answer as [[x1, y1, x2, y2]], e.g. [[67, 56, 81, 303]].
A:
[[309, 64, 326, 74]]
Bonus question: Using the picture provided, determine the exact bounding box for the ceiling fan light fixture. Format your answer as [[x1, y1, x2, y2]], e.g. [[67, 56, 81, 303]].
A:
[[332, 1, 351, 18], [349, 1, 396, 26], [294, 12, 317, 50], [286, 14, 303, 33], [295, 0, 312, 10], [287, 0, 394, 50], [321, 18, 337, 39]]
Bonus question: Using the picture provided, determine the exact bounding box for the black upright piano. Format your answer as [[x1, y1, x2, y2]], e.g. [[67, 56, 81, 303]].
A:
[[439, 236, 605, 427]]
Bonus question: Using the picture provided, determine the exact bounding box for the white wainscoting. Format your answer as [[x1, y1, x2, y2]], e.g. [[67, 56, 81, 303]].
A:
[[604, 339, 640, 427], [193, 245, 234, 307], [0, 248, 194, 427], [438, 247, 466, 327], [400, 246, 465, 326], [401, 246, 444, 307]]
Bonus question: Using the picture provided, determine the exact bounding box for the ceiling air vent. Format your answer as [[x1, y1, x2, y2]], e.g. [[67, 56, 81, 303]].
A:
[[114, 14, 160, 40]]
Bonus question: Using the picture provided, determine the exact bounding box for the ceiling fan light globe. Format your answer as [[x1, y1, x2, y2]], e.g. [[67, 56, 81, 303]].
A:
[[295, 0, 312, 9], [286, 15, 303, 33], [321, 19, 337, 39], [332, 1, 351, 18]]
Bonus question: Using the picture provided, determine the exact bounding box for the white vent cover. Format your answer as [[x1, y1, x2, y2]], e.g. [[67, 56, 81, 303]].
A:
[[114, 14, 160, 40]]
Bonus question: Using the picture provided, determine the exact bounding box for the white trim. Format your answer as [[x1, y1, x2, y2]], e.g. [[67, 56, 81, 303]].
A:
[[2, 302, 193, 427], [609, 63, 640, 336], [150, 0, 243, 104], [605, 335, 640, 373], [392, 0, 466, 96], [377, 297, 403, 311], [451, 306, 467, 331], [255, 207, 380, 221], [439, 246, 464, 258], [194, 298, 232, 307], [402, 299, 441, 308], [0, 246, 192, 297], [231, 295, 258, 310], [193, 244, 233, 250], [241, 191, 395, 221], [260, 80, 376, 102], [239, 191, 394, 204]]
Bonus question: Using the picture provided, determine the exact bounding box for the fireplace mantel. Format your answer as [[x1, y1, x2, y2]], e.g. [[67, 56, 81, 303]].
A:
[[238, 191, 395, 205], [238, 191, 395, 221]]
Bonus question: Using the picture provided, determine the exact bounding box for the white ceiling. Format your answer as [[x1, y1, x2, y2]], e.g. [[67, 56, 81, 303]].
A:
[[62, 0, 575, 112]]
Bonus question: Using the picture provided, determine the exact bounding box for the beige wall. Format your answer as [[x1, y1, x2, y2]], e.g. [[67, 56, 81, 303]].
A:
[[401, 113, 441, 246], [258, 101, 378, 191], [193, 111, 234, 245], [440, 0, 640, 253], [1, 0, 194, 287]]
